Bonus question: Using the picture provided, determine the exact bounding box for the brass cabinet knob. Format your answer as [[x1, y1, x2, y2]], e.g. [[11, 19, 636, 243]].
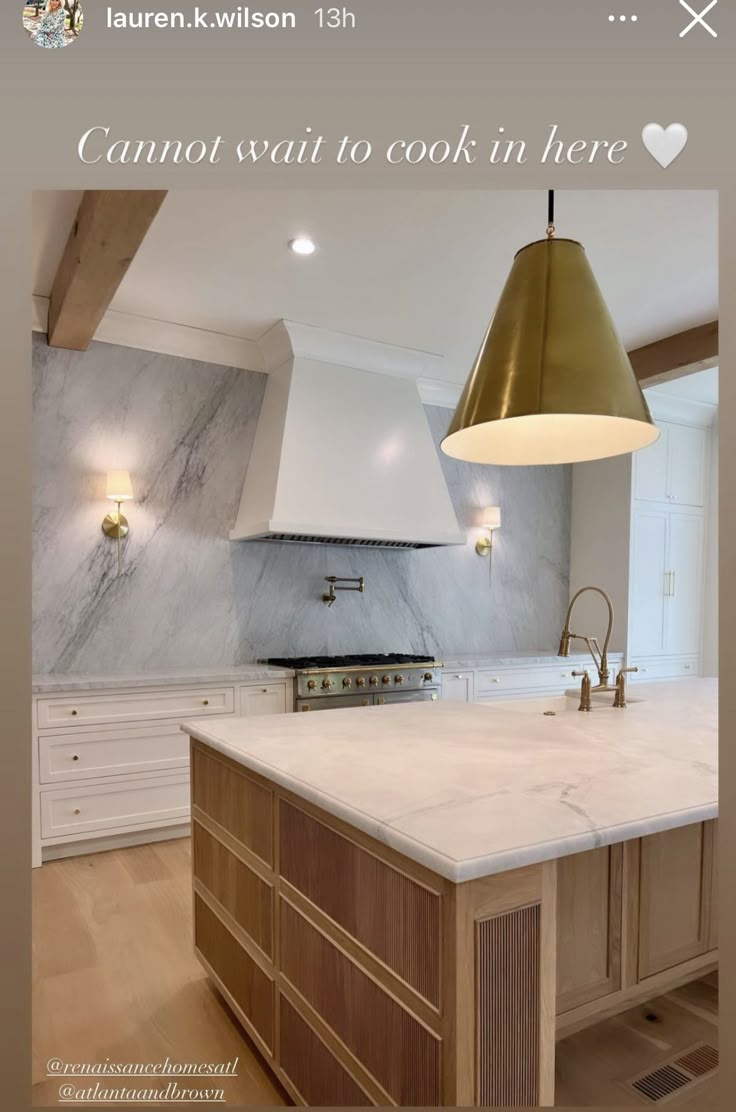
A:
[[301, 704, 311, 712], [73, 808, 81, 815], [307, 679, 317, 690], [382, 675, 391, 685], [356, 677, 366, 687], [342, 677, 352, 689], [394, 675, 404, 684], [202, 699, 209, 706], [72, 754, 79, 761], [71, 709, 78, 716]]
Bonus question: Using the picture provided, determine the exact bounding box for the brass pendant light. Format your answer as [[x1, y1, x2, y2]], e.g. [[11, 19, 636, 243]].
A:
[[441, 191, 659, 466]]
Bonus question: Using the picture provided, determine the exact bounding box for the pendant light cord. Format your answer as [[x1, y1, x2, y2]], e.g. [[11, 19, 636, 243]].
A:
[[547, 189, 555, 239]]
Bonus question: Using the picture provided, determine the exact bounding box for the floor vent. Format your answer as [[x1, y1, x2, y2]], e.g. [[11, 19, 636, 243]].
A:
[[627, 1043, 718, 1103]]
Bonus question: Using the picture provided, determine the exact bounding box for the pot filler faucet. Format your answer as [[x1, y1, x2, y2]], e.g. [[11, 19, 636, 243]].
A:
[[558, 585, 616, 692]]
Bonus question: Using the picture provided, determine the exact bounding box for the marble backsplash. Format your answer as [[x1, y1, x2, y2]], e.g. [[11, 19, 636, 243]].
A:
[[32, 334, 571, 673]]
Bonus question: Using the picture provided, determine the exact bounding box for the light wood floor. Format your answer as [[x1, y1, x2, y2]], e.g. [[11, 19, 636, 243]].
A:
[[33, 837, 718, 1107]]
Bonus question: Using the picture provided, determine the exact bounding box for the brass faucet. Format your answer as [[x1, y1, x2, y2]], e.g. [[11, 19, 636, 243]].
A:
[[571, 669, 592, 711], [613, 666, 639, 708], [559, 586, 615, 692]]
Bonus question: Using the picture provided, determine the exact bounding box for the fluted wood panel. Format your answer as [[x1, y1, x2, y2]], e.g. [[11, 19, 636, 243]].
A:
[[192, 745, 273, 864], [476, 904, 540, 1107], [280, 801, 441, 1005], [194, 895, 274, 1051], [279, 995, 373, 1107], [280, 899, 441, 1106], [193, 821, 273, 957]]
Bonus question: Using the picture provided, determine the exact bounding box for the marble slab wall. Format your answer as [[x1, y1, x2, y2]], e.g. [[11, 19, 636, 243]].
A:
[[32, 334, 571, 673]]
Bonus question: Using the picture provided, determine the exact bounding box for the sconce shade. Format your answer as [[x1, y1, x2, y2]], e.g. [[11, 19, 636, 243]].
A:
[[481, 506, 501, 530], [106, 470, 133, 501], [442, 238, 659, 466]]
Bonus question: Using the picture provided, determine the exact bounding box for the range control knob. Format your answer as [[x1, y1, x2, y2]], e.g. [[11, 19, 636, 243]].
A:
[[382, 675, 391, 685], [321, 678, 334, 690], [394, 674, 404, 685], [356, 676, 366, 687], [369, 675, 379, 686], [307, 679, 317, 690], [423, 672, 434, 682], [342, 677, 352, 689]]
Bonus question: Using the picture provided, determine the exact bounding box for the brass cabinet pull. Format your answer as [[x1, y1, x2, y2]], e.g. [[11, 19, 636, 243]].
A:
[[261, 688, 268, 694], [202, 698, 209, 706], [71, 709, 78, 716], [72, 754, 79, 761], [73, 808, 81, 815]]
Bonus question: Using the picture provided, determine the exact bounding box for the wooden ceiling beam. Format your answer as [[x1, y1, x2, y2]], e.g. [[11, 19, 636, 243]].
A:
[[47, 190, 167, 350], [628, 321, 719, 386]]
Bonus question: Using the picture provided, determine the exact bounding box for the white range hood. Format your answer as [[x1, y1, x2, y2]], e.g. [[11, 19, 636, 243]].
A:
[[230, 322, 465, 549]]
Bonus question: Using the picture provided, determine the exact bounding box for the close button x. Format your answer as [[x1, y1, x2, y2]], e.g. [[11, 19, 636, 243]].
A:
[[679, 0, 718, 38]]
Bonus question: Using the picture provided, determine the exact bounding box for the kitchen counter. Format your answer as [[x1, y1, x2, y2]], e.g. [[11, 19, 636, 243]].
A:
[[32, 664, 294, 693], [186, 677, 718, 1107], [184, 677, 716, 882]]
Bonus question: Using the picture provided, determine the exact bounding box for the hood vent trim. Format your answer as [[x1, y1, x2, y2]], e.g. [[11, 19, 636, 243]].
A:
[[250, 532, 429, 549]]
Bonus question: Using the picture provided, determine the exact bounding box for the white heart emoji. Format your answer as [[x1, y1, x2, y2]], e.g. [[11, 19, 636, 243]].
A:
[[641, 123, 688, 169]]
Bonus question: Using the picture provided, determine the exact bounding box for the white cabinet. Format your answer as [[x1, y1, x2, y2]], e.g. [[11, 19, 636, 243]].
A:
[[33, 675, 292, 864], [629, 509, 705, 658], [240, 683, 288, 716], [633, 420, 707, 508], [441, 672, 475, 702]]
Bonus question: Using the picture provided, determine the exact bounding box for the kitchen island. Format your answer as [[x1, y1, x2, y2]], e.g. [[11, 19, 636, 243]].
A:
[[183, 678, 718, 1107]]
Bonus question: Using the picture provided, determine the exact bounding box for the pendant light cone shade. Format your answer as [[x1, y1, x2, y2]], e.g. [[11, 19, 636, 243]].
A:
[[441, 238, 659, 465]]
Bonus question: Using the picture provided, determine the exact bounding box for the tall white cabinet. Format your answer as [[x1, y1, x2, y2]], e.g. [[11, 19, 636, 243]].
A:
[[570, 401, 715, 681]]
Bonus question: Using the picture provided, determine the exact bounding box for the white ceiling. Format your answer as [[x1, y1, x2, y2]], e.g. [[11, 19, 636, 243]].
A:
[[32, 189, 718, 386]]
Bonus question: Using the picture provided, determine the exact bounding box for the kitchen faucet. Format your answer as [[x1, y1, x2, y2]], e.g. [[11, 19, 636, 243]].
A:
[[558, 585, 615, 692]]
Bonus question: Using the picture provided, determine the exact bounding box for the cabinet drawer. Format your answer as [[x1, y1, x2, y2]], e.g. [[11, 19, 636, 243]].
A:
[[40, 775, 190, 839], [628, 656, 699, 682], [37, 686, 235, 729], [39, 723, 189, 784], [477, 665, 575, 696], [441, 672, 474, 702], [240, 683, 288, 716]]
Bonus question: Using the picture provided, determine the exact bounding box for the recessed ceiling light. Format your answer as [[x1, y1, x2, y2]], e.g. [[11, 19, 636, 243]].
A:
[[288, 236, 317, 256]]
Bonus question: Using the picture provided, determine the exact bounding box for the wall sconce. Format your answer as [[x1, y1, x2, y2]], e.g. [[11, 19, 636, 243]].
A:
[[102, 470, 133, 571], [475, 506, 501, 557]]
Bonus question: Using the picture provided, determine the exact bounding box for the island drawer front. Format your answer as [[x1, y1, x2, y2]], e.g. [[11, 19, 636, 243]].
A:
[[37, 686, 235, 729], [191, 745, 273, 867], [279, 801, 442, 1007], [279, 995, 373, 1107], [40, 775, 190, 839], [279, 898, 441, 1106], [38, 723, 189, 784], [627, 655, 699, 682], [193, 821, 273, 959], [194, 894, 274, 1053]]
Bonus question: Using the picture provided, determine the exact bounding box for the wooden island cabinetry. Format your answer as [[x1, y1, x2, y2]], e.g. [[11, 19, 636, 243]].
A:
[[189, 722, 718, 1107]]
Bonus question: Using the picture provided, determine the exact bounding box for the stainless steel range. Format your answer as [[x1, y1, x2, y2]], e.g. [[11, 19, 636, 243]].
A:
[[264, 654, 442, 712]]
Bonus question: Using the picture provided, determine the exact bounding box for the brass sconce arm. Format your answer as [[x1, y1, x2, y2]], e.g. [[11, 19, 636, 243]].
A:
[[322, 576, 365, 607]]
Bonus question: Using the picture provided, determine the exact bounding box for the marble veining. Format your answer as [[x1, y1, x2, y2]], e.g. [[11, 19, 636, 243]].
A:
[[183, 679, 718, 882], [33, 335, 571, 673]]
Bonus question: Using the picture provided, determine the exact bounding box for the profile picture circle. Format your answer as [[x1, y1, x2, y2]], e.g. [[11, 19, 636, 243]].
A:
[[24, 1, 84, 49]]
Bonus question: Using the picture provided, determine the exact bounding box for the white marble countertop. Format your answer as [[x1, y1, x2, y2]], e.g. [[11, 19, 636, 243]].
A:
[[32, 665, 294, 694], [439, 650, 623, 669], [183, 678, 717, 883]]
